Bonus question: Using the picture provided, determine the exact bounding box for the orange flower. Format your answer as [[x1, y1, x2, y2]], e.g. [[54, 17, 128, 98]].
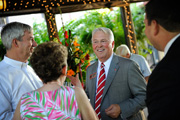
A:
[[67, 69, 75, 76], [81, 59, 84, 63], [73, 41, 80, 47], [74, 48, 79, 52]]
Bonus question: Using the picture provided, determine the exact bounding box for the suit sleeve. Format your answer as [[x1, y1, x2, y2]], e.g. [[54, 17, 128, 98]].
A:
[[119, 61, 147, 119], [85, 67, 89, 98]]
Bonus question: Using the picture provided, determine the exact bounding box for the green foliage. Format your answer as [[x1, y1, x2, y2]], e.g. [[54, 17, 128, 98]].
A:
[[130, 3, 152, 57], [131, 4, 146, 42], [0, 4, 151, 61], [57, 8, 125, 58], [0, 38, 6, 61], [33, 21, 49, 44]]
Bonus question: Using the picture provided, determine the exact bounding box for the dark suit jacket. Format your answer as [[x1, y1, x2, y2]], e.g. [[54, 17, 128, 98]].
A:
[[146, 36, 180, 120], [86, 54, 147, 120]]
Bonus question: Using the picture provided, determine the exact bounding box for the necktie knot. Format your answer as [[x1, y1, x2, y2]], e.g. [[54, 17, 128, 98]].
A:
[[101, 63, 105, 68]]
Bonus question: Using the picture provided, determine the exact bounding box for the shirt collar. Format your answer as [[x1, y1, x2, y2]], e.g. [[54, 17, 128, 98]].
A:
[[164, 33, 180, 56], [98, 53, 113, 69], [3, 56, 28, 69]]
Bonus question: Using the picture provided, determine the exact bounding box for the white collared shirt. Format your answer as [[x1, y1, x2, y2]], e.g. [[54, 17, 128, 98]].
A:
[[96, 54, 113, 88], [0, 56, 42, 119], [164, 33, 180, 56]]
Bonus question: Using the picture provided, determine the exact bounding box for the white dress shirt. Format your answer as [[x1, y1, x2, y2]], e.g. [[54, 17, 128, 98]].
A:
[[0, 56, 43, 120], [96, 54, 113, 88]]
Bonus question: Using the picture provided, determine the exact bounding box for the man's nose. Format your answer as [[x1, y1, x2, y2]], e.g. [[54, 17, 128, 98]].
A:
[[97, 41, 103, 47], [32, 40, 37, 47]]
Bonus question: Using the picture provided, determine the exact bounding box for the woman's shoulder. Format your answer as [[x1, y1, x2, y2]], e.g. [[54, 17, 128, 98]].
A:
[[21, 90, 35, 97], [62, 86, 75, 91], [57, 86, 78, 97]]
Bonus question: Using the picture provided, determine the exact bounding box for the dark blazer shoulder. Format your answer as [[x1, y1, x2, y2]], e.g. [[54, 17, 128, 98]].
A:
[[146, 36, 180, 120], [165, 36, 180, 58], [155, 36, 180, 69]]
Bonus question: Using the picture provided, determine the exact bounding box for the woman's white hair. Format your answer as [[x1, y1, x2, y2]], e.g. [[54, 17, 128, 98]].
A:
[[115, 44, 130, 56]]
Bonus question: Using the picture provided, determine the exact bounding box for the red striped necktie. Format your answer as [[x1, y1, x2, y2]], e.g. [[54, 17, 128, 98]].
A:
[[95, 62, 106, 119]]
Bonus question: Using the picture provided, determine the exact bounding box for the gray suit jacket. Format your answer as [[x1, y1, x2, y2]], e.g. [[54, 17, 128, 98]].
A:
[[85, 54, 147, 120]]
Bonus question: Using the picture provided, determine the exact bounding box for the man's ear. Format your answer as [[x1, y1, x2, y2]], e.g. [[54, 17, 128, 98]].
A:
[[127, 53, 130, 58], [112, 41, 115, 49], [62, 65, 67, 75], [151, 20, 159, 36], [12, 39, 18, 48]]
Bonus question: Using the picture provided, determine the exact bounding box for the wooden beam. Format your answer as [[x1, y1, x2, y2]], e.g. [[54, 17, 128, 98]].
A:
[[52, 1, 129, 14], [120, 5, 138, 54], [0, 0, 148, 17], [44, 7, 59, 41]]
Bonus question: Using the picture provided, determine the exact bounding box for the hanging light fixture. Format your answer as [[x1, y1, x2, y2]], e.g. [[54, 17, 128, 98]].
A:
[[0, 0, 6, 11]]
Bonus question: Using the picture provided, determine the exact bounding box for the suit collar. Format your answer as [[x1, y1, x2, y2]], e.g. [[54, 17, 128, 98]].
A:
[[98, 53, 113, 71], [164, 33, 180, 56], [164, 35, 180, 58], [152, 36, 180, 72]]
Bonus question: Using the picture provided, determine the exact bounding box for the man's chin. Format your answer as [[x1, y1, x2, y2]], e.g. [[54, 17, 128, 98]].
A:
[[97, 55, 106, 62]]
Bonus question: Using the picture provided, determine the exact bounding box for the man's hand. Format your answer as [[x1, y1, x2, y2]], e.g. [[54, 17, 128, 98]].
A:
[[105, 104, 121, 118]]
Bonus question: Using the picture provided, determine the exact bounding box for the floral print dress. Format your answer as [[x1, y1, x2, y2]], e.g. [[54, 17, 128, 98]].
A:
[[20, 86, 81, 120]]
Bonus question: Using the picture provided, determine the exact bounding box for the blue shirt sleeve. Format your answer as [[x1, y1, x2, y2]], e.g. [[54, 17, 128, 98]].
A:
[[0, 85, 13, 120]]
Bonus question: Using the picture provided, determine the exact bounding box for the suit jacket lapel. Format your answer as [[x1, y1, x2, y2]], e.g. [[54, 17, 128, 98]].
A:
[[101, 54, 120, 102], [89, 62, 98, 108]]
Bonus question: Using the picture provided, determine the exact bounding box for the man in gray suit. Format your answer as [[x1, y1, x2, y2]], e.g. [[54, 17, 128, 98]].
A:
[[85, 27, 147, 120]]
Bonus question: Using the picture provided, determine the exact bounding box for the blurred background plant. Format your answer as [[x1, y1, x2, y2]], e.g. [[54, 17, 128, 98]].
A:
[[58, 8, 126, 60], [0, 4, 151, 63], [33, 20, 49, 44], [130, 3, 152, 57], [53, 29, 91, 87], [0, 38, 6, 61]]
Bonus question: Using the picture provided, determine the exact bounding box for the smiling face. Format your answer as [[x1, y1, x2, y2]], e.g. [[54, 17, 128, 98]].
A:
[[17, 30, 37, 62], [92, 31, 114, 63]]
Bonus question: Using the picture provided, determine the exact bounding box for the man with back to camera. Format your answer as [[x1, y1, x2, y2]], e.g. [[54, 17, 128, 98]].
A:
[[144, 0, 180, 119]]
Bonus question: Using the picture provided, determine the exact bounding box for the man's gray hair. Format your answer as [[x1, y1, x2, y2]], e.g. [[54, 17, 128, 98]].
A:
[[91, 27, 114, 42], [1, 22, 33, 50]]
